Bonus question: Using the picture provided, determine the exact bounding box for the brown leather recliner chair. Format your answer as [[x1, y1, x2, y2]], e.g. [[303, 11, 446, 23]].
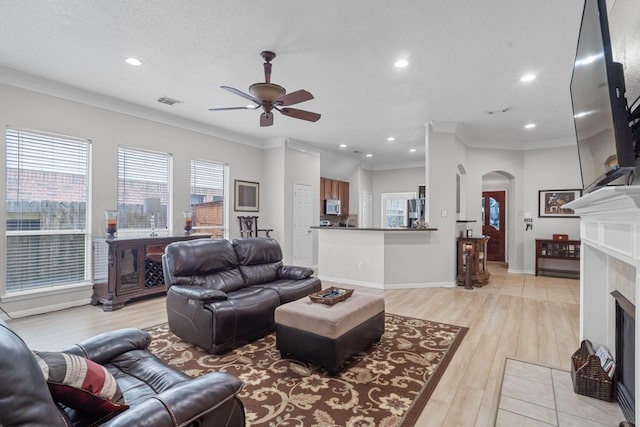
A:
[[0, 319, 245, 427], [163, 237, 321, 354]]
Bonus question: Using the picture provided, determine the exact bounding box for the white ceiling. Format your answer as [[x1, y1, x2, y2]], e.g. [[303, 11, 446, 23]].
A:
[[0, 0, 585, 167]]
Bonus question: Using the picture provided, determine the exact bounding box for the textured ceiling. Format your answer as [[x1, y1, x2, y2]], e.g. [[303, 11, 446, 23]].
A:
[[0, 0, 585, 166]]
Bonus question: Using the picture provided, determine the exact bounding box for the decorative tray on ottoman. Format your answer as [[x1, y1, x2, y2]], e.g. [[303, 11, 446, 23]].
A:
[[309, 287, 354, 305]]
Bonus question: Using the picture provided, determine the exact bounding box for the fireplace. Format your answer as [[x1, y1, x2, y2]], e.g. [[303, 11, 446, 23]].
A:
[[613, 290, 636, 423], [564, 187, 640, 423]]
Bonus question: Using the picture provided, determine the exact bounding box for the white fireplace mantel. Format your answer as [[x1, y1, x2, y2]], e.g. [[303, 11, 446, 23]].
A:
[[565, 186, 640, 267], [564, 185, 639, 421]]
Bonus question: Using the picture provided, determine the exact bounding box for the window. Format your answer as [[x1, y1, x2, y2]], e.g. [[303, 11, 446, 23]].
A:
[[190, 159, 226, 238], [5, 128, 91, 292], [117, 147, 172, 233], [381, 192, 416, 227]]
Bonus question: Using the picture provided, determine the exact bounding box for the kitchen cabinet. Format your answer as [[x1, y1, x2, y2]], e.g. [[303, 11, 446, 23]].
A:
[[331, 180, 339, 199], [320, 177, 350, 216]]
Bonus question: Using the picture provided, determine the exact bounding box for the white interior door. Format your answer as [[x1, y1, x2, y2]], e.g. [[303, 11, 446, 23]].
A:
[[293, 183, 312, 267], [361, 191, 373, 228]]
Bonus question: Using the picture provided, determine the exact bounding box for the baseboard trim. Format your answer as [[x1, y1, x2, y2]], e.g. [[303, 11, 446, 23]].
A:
[[318, 276, 456, 290]]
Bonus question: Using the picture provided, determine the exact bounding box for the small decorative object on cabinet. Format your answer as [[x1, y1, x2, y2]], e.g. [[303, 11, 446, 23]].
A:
[[535, 238, 580, 278], [92, 234, 211, 311], [456, 236, 490, 287], [183, 210, 193, 233], [104, 210, 119, 238]]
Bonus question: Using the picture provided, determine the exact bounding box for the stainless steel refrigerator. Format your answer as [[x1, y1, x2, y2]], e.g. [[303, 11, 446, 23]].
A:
[[407, 198, 425, 228]]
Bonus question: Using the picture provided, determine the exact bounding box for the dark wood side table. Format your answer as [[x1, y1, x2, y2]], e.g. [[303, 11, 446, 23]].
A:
[[535, 239, 580, 278], [456, 236, 491, 287], [92, 234, 211, 311]]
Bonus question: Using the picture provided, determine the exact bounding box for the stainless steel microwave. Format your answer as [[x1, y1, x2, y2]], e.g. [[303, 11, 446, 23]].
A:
[[325, 199, 341, 215]]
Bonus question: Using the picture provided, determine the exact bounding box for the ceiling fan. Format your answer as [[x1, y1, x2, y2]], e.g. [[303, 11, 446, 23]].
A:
[[208, 51, 321, 127]]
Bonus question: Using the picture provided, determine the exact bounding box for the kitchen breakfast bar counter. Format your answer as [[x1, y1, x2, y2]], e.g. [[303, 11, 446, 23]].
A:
[[311, 226, 447, 289]]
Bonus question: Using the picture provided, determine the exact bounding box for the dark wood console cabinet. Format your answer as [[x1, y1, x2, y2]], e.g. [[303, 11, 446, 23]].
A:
[[456, 236, 491, 287], [535, 239, 580, 278], [92, 234, 210, 311]]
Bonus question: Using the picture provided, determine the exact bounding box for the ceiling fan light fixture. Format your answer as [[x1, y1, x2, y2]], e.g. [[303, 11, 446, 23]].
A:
[[249, 83, 286, 102]]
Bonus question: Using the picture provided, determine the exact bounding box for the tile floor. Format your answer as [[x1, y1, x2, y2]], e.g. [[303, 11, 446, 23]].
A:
[[496, 359, 626, 426]]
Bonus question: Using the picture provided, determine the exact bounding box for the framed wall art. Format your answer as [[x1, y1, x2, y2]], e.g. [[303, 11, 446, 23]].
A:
[[234, 180, 259, 212], [538, 189, 582, 218]]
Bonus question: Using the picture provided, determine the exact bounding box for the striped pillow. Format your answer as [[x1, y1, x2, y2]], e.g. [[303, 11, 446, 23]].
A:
[[33, 351, 128, 415]]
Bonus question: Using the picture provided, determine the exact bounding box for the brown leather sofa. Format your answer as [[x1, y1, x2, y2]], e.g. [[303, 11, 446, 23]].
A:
[[0, 319, 245, 426], [163, 237, 321, 354]]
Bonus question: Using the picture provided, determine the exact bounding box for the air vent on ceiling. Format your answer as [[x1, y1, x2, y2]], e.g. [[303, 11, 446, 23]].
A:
[[157, 96, 182, 106], [487, 106, 511, 115]]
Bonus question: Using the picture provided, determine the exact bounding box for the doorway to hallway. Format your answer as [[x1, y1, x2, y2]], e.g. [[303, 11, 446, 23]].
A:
[[482, 190, 506, 262]]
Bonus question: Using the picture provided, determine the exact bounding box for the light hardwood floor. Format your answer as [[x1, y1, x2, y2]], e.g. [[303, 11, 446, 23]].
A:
[[5, 263, 580, 426]]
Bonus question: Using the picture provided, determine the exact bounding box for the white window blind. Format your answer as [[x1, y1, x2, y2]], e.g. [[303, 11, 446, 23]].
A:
[[5, 128, 91, 292], [117, 146, 172, 231], [190, 159, 226, 239]]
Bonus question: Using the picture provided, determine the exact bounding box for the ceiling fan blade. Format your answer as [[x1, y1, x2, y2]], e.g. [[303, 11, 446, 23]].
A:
[[220, 86, 259, 103], [208, 106, 257, 111], [276, 90, 314, 106], [279, 107, 321, 122], [260, 112, 274, 127]]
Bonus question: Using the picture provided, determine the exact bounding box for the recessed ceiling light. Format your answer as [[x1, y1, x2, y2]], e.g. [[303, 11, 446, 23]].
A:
[[409, 148, 417, 153], [524, 123, 536, 129], [365, 153, 373, 158], [394, 59, 409, 68], [339, 143, 347, 148], [520, 73, 536, 82], [125, 57, 143, 66], [386, 137, 396, 142]]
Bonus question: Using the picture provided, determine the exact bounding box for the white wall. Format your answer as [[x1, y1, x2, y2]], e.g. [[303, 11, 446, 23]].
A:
[[371, 166, 425, 227], [522, 145, 582, 273], [319, 149, 361, 181], [609, 0, 640, 112], [465, 147, 525, 271], [0, 83, 264, 316], [262, 143, 286, 244], [348, 166, 361, 215], [462, 144, 581, 273], [422, 127, 462, 284]]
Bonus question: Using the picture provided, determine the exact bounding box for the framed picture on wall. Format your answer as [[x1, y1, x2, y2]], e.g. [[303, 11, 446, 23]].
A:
[[538, 189, 582, 218], [234, 180, 259, 212]]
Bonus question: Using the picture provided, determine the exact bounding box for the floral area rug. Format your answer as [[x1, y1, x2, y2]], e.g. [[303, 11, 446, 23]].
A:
[[146, 314, 467, 427]]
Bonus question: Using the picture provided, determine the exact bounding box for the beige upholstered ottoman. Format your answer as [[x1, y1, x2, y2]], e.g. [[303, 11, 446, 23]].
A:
[[274, 291, 385, 374]]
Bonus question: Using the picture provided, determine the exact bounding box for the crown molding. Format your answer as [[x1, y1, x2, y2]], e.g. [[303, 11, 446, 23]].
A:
[[370, 160, 425, 171]]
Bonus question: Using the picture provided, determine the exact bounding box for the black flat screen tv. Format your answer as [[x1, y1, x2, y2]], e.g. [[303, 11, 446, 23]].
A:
[[570, 0, 636, 193]]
